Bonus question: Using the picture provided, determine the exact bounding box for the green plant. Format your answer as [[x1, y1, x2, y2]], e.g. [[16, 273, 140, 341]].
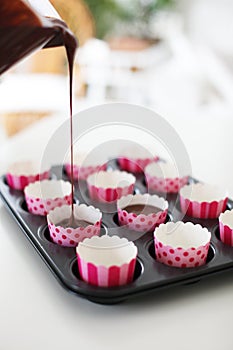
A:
[[84, 0, 175, 39]]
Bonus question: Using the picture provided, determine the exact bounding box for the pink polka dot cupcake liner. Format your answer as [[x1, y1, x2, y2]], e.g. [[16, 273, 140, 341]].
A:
[[64, 163, 107, 181], [180, 183, 228, 219], [117, 193, 168, 232], [6, 161, 50, 190], [154, 221, 211, 268], [219, 210, 233, 246], [145, 162, 189, 193], [24, 179, 72, 216], [76, 235, 137, 287], [87, 170, 136, 203], [47, 204, 102, 247]]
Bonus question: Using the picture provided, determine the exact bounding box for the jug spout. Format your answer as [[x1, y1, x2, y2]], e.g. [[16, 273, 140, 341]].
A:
[[25, 0, 61, 19]]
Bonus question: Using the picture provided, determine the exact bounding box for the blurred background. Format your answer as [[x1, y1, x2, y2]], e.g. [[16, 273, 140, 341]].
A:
[[0, 0, 233, 140]]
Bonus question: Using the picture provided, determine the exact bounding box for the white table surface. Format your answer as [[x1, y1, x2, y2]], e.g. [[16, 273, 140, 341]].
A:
[[0, 105, 233, 350]]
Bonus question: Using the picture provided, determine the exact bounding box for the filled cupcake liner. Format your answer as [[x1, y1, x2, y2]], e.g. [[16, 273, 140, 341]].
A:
[[24, 179, 72, 216], [87, 170, 136, 202], [154, 222, 211, 268], [180, 197, 228, 219], [77, 256, 136, 287], [76, 235, 137, 287], [180, 183, 228, 219], [64, 163, 107, 181], [118, 156, 159, 173], [47, 204, 102, 247], [117, 193, 168, 232], [146, 173, 189, 193], [6, 169, 49, 191], [219, 210, 233, 246]]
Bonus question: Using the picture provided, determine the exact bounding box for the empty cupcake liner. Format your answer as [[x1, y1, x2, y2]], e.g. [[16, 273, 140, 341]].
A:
[[6, 161, 49, 190], [180, 183, 228, 219], [154, 221, 211, 268], [118, 156, 159, 173], [145, 162, 188, 193], [47, 204, 102, 247], [87, 170, 136, 202], [76, 235, 138, 287], [117, 144, 159, 173], [24, 179, 72, 216], [64, 163, 107, 181], [219, 210, 233, 246], [117, 193, 168, 232]]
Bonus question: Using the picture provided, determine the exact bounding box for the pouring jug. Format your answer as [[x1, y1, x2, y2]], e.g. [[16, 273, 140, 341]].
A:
[[0, 0, 75, 75]]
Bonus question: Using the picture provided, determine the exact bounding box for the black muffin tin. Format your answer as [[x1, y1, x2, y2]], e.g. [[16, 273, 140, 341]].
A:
[[1, 162, 233, 304]]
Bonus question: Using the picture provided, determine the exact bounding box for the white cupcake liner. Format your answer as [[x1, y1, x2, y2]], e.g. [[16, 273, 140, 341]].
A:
[[219, 210, 233, 246], [6, 161, 49, 190], [145, 161, 188, 193], [87, 170, 136, 202], [24, 179, 72, 216], [154, 221, 211, 268], [76, 235, 138, 287], [47, 204, 102, 247], [180, 183, 228, 219], [117, 193, 168, 232]]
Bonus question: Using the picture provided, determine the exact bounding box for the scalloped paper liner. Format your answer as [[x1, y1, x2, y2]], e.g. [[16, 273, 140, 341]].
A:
[[48, 220, 101, 247], [219, 221, 233, 246], [146, 173, 188, 193], [24, 180, 72, 216], [64, 163, 107, 181], [88, 183, 135, 202], [6, 170, 49, 191], [77, 256, 137, 287], [118, 208, 167, 232], [154, 240, 210, 268], [154, 222, 211, 268], [219, 211, 233, 246], [25, 193, 72, 216], [118, 156, 159, 173], [76, 235, 137, 286], [180, 196, 228, 219], [87, 171, 136, 203], [47, 204, 102, 247]]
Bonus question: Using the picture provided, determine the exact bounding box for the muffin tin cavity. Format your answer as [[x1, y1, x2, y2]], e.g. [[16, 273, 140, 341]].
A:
[[18, 198, 29, 213], [1, 163, 233, 304]]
